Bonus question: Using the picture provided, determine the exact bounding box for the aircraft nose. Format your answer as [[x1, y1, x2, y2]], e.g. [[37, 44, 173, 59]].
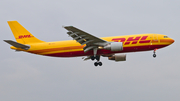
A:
[[170, 38, 175, 44], [160, 38, 174, 45]]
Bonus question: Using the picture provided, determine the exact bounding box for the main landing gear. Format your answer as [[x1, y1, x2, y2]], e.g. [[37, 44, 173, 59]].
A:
[[91, 56, 102, 66], [153, 49, 157, 58], [91, 47, 103, 66]]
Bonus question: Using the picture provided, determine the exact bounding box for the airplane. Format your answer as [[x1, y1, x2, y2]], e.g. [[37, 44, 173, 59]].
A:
[[4, 21, 174, 66]]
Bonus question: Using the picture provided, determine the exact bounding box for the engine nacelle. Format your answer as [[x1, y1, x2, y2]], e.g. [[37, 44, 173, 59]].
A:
[[108, 54, 126, 62], [104, 42, 123, 51]]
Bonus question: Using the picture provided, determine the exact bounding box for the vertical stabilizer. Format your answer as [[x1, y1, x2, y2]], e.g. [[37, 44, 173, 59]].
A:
[[7, 21, 44, 44]]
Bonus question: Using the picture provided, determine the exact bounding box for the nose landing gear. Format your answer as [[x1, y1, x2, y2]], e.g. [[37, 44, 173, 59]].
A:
[[153, 49, 158, 58], [153, 54, 156, 58]]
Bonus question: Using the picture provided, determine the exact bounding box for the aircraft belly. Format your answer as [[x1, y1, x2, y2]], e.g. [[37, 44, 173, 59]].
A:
[[42, 44, 168, 57]]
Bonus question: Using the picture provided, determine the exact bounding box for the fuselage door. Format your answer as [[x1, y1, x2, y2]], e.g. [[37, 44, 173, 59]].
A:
[[152, 34, 159, 43], [153, 34, 158, 40]]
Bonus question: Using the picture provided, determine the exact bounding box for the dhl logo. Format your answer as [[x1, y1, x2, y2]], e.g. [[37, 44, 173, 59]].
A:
[[16, 35, 34, 39], [112, 36, 151, 45]]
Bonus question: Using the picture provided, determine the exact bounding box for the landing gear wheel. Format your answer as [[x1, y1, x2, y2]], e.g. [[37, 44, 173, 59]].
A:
[[94, 62, 103, 66], [92, 55, 102, 66], [99, 62, 102, 66], [94, 62, 98, 66], [91, 56, 95, 61], [153, 54, 156, 58]]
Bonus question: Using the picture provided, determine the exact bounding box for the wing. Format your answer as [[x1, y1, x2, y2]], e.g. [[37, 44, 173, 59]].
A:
[[64, 26, 108, 53]]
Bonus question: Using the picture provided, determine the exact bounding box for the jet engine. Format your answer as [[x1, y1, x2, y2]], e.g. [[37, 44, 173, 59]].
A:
[[108, 54, 126, 61], [104, 42, 123, 51]]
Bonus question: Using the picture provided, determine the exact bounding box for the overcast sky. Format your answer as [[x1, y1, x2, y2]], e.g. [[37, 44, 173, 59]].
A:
[[0, 0, 179, 101]]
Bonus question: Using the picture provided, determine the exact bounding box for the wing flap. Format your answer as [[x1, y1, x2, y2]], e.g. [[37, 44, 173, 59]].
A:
[[64, 26, 108, 54], [64, 26, 107, 45]]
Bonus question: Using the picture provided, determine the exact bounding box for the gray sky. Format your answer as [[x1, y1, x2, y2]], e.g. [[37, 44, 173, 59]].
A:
[[0, 0, 179, 101]]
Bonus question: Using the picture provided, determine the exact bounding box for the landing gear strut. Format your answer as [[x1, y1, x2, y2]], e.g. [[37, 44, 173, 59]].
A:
[[153, 49, 157, 58], [92, 48, 103, 66]]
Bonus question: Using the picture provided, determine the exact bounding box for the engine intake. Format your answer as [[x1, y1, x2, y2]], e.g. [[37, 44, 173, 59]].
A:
[[108, 54, 126, 61], [104, 42, 123, 51]]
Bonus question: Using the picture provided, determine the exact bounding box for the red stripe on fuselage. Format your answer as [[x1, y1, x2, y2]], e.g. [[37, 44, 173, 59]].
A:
[[44, 45, 168, 57]]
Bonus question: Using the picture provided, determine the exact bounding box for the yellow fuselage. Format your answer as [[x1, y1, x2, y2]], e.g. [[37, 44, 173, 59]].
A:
[[11, 33, 174, 57]]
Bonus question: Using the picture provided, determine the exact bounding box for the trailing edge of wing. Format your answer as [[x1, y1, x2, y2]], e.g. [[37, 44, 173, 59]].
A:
[[64, 26, 107, 45], [63, 26, 108, 53], [4, 40, 30, 50]]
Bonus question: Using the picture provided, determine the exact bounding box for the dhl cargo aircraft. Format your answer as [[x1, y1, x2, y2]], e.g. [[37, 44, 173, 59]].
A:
[[4, 21, 174, 66]]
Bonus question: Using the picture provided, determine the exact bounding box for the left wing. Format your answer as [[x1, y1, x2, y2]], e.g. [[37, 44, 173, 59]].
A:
[[64, 26, 108, 53]]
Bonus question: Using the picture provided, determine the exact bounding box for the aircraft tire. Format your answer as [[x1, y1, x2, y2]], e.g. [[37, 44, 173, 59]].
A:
[[94, 62, 98, 66], [99, 62, 102, 66], [91, 56, 95, 60], [153, 54, 156, 58]]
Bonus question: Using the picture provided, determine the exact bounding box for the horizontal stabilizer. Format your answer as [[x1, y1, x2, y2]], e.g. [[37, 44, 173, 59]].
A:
[[4, 40, 30, 50]]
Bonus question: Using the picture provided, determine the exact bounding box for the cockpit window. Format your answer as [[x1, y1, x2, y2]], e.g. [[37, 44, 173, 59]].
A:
[[164, 36, 168, 38]]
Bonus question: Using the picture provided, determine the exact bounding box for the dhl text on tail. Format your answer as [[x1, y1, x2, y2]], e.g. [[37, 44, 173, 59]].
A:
[[4, 21, 174, 66]]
